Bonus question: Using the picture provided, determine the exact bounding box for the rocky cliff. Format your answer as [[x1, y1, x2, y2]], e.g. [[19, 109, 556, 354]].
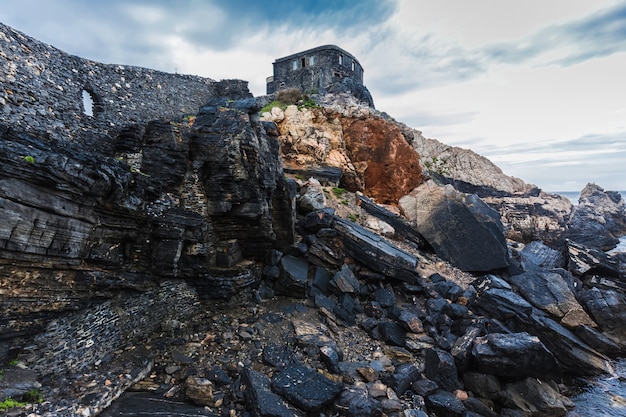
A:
[[1, 23, 626, 417]]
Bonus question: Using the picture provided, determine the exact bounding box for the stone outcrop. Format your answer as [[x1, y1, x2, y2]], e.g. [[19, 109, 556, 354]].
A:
[[399, 181, 510, 272], [566, 183, 626, 250], [262, 104, 423, 204]]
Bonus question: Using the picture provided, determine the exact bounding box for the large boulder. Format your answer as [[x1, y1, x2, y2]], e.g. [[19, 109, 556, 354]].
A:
[[579, 287, 626, 350], [471, 332, 561, 379], [567, 183, 626, 251], [400, 181, 509, 272]]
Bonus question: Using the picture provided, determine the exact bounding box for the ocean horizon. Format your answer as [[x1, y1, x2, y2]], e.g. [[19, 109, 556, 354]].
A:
[[551, 190, 626, 205]]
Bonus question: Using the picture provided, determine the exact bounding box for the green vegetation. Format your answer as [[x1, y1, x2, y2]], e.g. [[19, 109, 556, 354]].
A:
[[260, 88, 318, 114], [348, 213, 360, 222], [23, 389, 43, 404], [0, 398, 27, 412], [23, 155, 35, 164], [331, 187, 347, 198], [423, 155, 450, 177], [7, 359, 18, 366]]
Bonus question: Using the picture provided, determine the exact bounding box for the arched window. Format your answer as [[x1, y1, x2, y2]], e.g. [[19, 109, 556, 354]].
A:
[[351, 61, 355, 71], [338, 54, 343, 65], [82, 89, 95, 116]]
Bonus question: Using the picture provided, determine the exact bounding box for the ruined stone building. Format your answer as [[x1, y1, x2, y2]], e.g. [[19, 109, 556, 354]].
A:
[[266, 45, 374, 107]]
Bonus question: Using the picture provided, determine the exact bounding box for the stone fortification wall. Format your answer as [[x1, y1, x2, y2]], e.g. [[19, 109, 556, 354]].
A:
[[0, 22, 248, 140]]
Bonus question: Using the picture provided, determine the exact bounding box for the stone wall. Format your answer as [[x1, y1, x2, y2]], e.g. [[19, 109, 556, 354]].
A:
[[266, 45, 374, 107], [0, 22, 248, 141]]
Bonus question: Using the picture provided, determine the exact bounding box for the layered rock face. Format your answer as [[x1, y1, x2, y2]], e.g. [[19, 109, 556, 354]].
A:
[[0, 95, 295, 389], [262, 103, 422, 204]]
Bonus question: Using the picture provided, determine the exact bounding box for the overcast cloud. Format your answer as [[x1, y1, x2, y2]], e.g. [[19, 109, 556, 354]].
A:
[[1, 0, 625, 191]]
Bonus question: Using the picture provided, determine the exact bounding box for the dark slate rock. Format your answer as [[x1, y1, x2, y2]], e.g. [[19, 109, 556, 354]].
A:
[[336, 386, 383, 417], [262, 343, 295, 370], [374, 285, 396, 308], [574, 324, 622, 355], [206, 366, 232, 386], [425, 390, 466, 417], [519, 240, 565, 270], [441, 302, 470, 320], [506, 269, 595, 328], [450, 322, 484, 373], [566, 183, 626, 251], [331, 264, 361, 294], [567, 240, 621, 278], [471, 332, 561, 379], [312, 266, 332, 293], [276, 255, 309, 298], [411, 378, 439, 397], [334, 305, 357, 326], [333, 218, 420, 283], [406, 182, 510, 272], [389, 306, 425, 333], [314, 294, 337, 312], [463, 372, 501, 401], [320, 345, 341, 374], [242, 368, 304, 417], [383, 363, 420, 395], [378, 320, 407, 347], [300, 208, 335, 233], [500, 377, 570, 417], [271, 364, 344, 412], [364, 301, 384, 318], [0, 366, 39, 402], [465, 397, 499, 417], [423, 348, 461, 392], [99, 392, 219, 417], [579, 287, 626, 350]]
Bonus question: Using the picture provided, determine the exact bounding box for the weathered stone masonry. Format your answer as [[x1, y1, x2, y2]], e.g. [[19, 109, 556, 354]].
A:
[[0, 22, 247, 141], [266, 44, 374, 107]]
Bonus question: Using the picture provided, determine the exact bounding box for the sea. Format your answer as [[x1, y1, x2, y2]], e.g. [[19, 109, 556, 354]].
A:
[[553, 191, 626, 416]]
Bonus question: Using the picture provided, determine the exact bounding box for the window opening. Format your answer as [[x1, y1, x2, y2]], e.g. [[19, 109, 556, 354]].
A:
[[292, 60, 297, 70], [82, 89, 94, 117], [310, 56, 315, 66], [351, 61, 355, 71], [339, 54, 343, 65], [300, 57, 306, 68]]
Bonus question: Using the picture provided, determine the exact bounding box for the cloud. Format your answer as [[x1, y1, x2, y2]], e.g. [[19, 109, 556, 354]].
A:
[[483, 2, 626, 67]]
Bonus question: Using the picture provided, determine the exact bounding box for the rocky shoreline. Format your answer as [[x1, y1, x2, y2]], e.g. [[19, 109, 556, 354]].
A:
[[1, 22, 626, 417]]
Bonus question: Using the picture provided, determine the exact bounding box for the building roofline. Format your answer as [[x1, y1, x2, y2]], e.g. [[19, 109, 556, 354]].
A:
[[273, 44, 362, 67]]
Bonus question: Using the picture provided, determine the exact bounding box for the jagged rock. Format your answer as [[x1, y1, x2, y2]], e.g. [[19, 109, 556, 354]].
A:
[[382, 363, 420, 396], [333, 218, 420, 283], [271, 364, 344, 412], [483, 192, 573, 248], [377, 320, 407, 347], [99, 392, 220, 417], [297, 177, 326, 213], [275, 255, 309, 297], [425, 390, 466, 417], [336, 386, 383, 417], [567, 183, 626, 251], [505, 269, 596, 329], [464, 397, 499, 417], [423, 348, 462, 392], [501, 378, 572, 417], [185, 376, 214, 406], [463, 372, 501, 401], [579, 287, 626, 350], [566, 240, 621, 278], [262, 343, 296, 370], [331, 264, 361, 294], [519, 240, 566, 269], [471, 332, 561, 379], [374, 286, 396, 308], [0, 366, 40, 403], [399, 181, 509, 272], [242, 368, 304, 417]]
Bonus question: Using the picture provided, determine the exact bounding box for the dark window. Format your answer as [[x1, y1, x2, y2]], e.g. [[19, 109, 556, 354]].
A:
[[301, 57, 306, 68]]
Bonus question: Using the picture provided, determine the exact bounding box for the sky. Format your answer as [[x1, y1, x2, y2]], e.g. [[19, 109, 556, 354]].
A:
[[2, 0, 626, 192]]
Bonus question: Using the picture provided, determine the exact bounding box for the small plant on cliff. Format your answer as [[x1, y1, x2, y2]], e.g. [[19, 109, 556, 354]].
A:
[[423, 155, 450, 177], [0, 398, 27, 412], [23, 155, 35, 164], [332, 187, 347, 198]]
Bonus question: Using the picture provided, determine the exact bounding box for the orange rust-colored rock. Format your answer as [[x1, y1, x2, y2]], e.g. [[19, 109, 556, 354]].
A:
[[342, 117, 423, 204]]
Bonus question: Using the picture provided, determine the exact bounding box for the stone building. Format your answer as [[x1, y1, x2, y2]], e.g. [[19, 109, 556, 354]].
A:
[[266, 45, 374, 107]]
